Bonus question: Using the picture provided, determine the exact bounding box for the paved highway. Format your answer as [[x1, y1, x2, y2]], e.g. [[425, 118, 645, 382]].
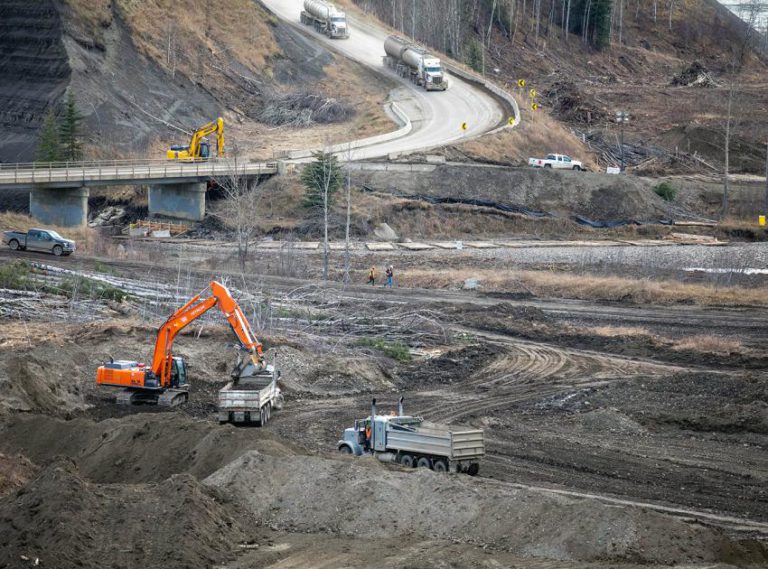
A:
[[260, 0, 507, 160]]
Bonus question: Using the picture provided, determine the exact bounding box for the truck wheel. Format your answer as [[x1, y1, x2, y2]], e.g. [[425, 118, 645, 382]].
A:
[[432, 459, 448, 473], [259, 407, 266, 427], [400, 454, 415, 468], [417, 457, 431, 469], [544, 164, 552, 169], [573, 165, 581, 171], [339, 445, 352, 455], [467, 463, 480, 476], [53, 245, 63, 256], [265, 403, 271, 422], [9, 239, 19, 251]]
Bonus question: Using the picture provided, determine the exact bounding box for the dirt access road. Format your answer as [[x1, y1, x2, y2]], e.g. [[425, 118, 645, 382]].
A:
[[258, 0, 506, 159]]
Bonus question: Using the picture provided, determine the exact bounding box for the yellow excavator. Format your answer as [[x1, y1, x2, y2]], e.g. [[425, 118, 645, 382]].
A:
[[167, 117, 225, 161]]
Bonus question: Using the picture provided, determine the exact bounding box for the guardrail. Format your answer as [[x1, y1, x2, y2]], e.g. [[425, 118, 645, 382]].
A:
[[443, 63, 520, 133], [0, 158, 279, 186]]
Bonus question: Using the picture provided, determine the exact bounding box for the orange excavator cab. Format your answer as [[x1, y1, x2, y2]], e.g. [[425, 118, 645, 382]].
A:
[[96, 281, 263, 406]]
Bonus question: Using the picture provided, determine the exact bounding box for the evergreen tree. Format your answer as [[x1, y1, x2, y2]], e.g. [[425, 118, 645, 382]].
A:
[[301, 151, 343, 210], [59, 92, 84, 161], [36, 109, 61, 163]]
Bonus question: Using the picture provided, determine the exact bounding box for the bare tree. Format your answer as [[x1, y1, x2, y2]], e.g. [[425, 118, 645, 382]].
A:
[[764, 141, 768, 212], [215, 146, 261, 271]]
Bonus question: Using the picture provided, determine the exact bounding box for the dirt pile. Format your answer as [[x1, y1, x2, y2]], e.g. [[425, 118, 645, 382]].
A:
[[0, 414, 294, 483], [0, 459, 251, 569], [0, 351, 91, 415], [399, 344, 504, 387], [277, 346, 396, 395], [0, 453, 38, 498], [207, 451, 767, 565]]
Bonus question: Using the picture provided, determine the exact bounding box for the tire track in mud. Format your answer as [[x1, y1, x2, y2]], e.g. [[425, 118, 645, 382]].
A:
[[418, 334, 687, 423]]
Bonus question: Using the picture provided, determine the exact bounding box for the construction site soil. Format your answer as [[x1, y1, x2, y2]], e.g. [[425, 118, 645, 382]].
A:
[[1, 253, 767, 568]]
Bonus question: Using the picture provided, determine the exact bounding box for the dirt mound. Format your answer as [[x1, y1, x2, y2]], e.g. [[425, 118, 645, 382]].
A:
[[0, 459, 250, 569], [0, 352, 91, 415], [0, 414, 294, 483], [277, 346, 396, 395], [207, 451, 767, 565], [0, 453, 38, 498], [399, 344, 504, 387]]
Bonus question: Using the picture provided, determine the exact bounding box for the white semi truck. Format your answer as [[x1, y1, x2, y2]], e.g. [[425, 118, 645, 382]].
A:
[[300, 0, 350, 39], [337, 398, 484, 474], [383, 35, 448, 91]]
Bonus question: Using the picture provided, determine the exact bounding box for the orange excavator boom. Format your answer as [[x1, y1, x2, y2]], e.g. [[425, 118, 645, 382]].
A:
[[96, 281, 263, 403]]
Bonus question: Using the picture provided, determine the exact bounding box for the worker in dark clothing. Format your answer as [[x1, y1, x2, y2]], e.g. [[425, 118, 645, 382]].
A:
[[385, 265, 394, 288]]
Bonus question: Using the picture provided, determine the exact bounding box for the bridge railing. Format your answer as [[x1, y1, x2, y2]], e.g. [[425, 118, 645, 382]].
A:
[[0, 158, 279, 186]]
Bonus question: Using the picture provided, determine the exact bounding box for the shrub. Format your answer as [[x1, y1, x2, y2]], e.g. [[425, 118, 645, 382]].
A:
[[654, 182, 678, 202], [357, 337, 412, 362], [0, 261, 32, 290]]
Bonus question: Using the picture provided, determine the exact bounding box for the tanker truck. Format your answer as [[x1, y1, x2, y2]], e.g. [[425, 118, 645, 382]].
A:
[[300, 0, 350, 39], [383, 35, 448, 91]]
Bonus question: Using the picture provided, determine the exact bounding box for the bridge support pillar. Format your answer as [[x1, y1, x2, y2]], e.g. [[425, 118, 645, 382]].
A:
[[29, 187, 89, 227], [148, 182, 206, 221]]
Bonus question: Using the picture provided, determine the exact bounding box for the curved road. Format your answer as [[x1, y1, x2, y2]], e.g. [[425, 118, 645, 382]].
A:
[[259, 0, 505, 159]]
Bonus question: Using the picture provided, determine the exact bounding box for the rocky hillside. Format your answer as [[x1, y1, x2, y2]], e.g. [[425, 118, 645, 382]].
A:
[[0, 0, 386, 163]]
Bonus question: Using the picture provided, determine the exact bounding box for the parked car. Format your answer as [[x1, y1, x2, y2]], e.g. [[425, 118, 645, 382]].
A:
[[2, 228, 76, 256], [528, 154, 584, 170]]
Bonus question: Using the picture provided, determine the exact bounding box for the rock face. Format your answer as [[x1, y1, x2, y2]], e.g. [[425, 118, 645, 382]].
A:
[[373, 222, 398, 241], [0, 0, 70, 162]]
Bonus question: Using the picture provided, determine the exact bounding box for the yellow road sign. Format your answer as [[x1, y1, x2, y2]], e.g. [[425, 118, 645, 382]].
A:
[[531, 102, 539, 111], [760, 215, 766, 226], [529, 88, 537, 98], [517, 79, 526, 88], [461, 122, 468, 131]]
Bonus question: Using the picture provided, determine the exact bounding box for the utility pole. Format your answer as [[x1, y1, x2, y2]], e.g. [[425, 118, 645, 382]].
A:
[[616, 111, 629, 173], [764, 141, 768, 213]]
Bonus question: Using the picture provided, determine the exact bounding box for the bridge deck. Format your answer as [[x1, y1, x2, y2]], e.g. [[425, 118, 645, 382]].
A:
[[0, 159, 278, 190]]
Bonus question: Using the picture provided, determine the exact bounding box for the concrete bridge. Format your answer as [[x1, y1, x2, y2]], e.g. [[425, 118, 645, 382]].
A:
[[0, 159, 279, 226]]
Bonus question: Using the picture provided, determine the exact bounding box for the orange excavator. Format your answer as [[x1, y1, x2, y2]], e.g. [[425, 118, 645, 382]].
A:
[[96, 281, 264, 407]]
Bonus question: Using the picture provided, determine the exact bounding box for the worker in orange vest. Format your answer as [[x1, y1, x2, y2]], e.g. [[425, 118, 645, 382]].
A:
[[367, 266, 376, 285]]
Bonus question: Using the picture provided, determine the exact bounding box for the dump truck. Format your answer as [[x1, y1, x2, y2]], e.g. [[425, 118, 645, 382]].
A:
[[218, 361, 284, 425], [300, 0, 350, 39], [337, 398, 484, 474], [383, 35, 448, 91]]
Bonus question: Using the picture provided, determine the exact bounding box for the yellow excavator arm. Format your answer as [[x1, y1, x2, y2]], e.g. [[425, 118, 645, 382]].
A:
[[167, 117, 225, 161]]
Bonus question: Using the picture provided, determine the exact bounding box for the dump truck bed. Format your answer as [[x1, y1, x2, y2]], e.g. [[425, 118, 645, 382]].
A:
[[385, 420, 485, 460], [217, 366, 281, 423]]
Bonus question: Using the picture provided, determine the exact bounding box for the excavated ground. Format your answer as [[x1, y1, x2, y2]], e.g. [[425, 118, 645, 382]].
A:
[[0, 252, 767, 568]]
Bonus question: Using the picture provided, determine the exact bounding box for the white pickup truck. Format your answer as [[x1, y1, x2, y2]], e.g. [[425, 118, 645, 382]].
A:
[[528, 154, 584, 171]]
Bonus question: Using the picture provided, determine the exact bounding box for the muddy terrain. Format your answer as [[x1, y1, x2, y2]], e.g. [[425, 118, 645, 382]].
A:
[[0, 248, 767, 569]]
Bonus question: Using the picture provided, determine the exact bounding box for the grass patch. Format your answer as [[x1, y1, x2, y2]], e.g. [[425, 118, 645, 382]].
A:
[[0, 261, 32, 290], [402, 268, 768, 307], [56, 276, 130, 302], [356, 337, 412, 361]]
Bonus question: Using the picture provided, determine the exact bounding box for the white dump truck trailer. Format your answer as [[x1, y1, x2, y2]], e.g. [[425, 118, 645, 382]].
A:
[[217, 363, 284, 425], [337, 398, 484, 474], [300, 0, 350, 39], [383, 35, 448, 91]]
